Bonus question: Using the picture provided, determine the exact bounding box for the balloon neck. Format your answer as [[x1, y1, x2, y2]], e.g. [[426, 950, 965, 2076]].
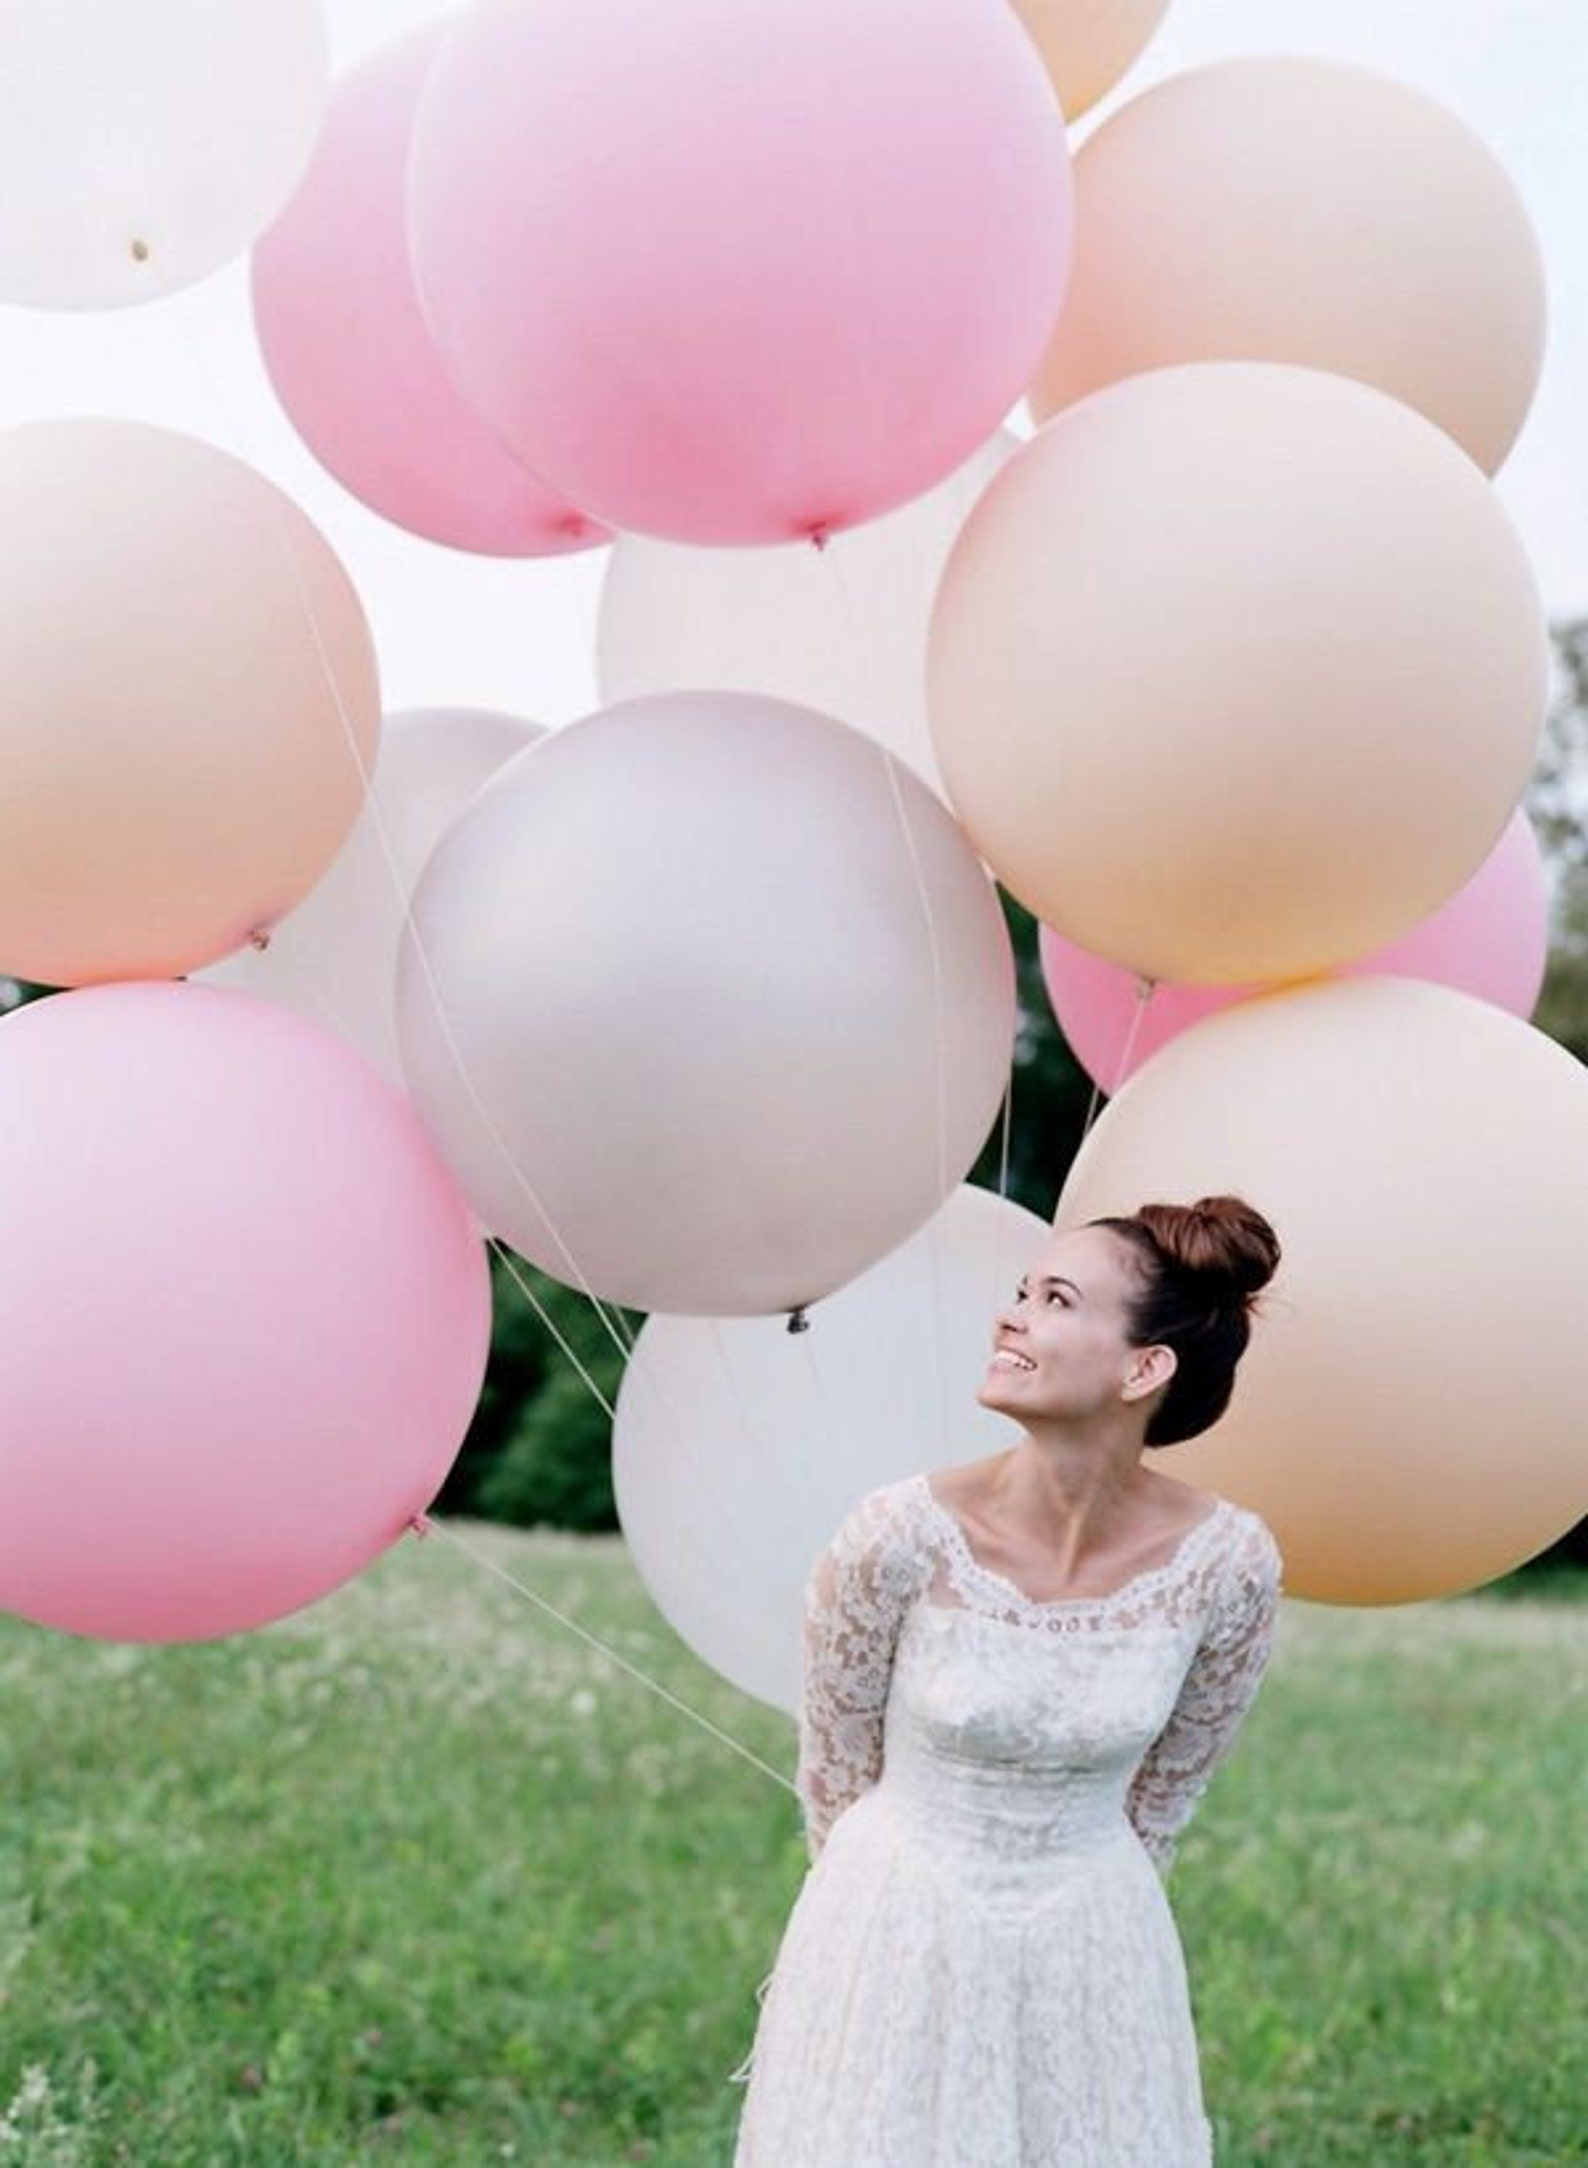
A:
[[786, 1306, 811, 1334], [247, 927, 272, 952], [130, 238, 150, 264], [807, 525, 831, 553], [407, 1512, 435, 1540]]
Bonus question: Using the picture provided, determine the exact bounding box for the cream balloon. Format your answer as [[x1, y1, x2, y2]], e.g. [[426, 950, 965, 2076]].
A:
[[1029, 57, 1546, 475], [0, 420, 380, 988], [395, 693, 1017, 1316], [927, 364, 1547, 985], [0, 0, 328, 308], [1054, 976, 1588, 1603], [195, 707, 543, 1089], [614, 1183, 1048, 1710], [1009, 0, 1169, 120], [597, 433, 1016, 807]]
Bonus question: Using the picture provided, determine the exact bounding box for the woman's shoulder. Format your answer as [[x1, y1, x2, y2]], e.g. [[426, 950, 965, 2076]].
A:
[[1208, 1493, 1286, 1612]]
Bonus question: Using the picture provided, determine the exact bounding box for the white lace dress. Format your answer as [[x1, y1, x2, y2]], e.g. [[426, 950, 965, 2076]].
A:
[[729, 1470, 1284, 2167]]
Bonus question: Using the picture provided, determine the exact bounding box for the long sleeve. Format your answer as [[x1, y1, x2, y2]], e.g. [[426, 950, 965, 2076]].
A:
[[795, 1483, 923, 1865], [1124, 1513, 1284, 1884]]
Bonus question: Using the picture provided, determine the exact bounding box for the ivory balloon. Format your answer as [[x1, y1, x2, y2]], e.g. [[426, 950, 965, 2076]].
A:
[[0, 982, 491, 1643], [597, 434, 1016, 806], [614, 1183, 1048, 1709], [928, 364, 1547, 984], [252, 24, 607, 557], [196, 707, 544, 1090], [395, 693, 1017, 1316], [1040, 808, 1549, 1091], [0, 420, 381, 988], [1055, 976, 1588, 1602], [408, 0, 1072, 543], [0, 0, 328, 309], [1009, 0, 1170, 120], [1030, 58, 1546, 475]]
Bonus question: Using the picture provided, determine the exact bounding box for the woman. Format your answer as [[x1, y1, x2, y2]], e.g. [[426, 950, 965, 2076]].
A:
[[731, 1194, 1286, 2165]]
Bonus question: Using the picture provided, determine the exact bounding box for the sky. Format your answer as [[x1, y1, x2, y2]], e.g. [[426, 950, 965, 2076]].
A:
[[1, 0, 1582, 731]]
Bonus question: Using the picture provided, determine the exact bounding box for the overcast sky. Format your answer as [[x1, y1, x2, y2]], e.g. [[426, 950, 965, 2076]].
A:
[[2, 0, 1582, 728]]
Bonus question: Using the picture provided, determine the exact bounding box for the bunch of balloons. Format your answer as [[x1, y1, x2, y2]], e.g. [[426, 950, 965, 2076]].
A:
[[0, 0, 1583, 1677]]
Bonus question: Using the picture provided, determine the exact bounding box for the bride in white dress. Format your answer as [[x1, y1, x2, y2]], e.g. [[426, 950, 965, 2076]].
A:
[[731, 1196, 1286, 2166]]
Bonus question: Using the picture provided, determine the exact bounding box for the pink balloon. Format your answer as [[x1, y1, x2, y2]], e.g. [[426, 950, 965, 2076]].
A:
[[0, 984, 492, 1643], [252, 23, 607, 557], [408, 0, 1072, 545], [1041, 809, 1550, 1090]]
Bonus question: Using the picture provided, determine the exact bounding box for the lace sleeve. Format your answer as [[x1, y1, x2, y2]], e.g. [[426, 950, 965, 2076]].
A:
[[795, 1483, 923, 1864], [1124, 1512, 1283, 1884]]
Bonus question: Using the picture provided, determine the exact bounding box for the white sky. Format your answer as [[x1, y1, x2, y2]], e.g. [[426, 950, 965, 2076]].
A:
[[1, 0, 1582, 729]]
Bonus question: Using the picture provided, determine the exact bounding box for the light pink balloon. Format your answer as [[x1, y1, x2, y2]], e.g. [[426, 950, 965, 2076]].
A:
[[252, 23, 607, 557], [1040, 809, 1550, 1091], [408, 0, 1072, 544], [0, 983, 492, 1643]]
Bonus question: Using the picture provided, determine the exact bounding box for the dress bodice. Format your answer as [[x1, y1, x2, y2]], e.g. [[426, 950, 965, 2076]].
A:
[[796, 1472, 1285, 1884]]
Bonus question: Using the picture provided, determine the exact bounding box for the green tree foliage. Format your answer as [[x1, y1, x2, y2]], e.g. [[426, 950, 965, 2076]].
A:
[[1526, 615, 1588, 1058]]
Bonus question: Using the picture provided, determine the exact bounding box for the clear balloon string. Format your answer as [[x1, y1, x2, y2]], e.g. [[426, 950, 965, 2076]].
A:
[[1079, 974, 1159, 1144]]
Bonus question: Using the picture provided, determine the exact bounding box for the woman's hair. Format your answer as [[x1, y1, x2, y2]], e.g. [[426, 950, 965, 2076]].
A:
[[1086, 1195, 1280, 1446]]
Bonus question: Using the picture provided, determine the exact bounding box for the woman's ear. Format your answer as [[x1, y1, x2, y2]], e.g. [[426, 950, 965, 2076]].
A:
[[1122, 1343, 1176, 1404]]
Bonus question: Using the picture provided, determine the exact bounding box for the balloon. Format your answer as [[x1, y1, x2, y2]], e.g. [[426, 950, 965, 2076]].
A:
[[1030, 57, 1546, 476], [252, 25, 607, 557], [597, 434, 1016, 805], [0, 419, 381, 988], [614, 1184, 1048, 1709], [408, 0, 1072, 544], [0, 982, 491, 1643], [1053, 976, 1588, 1603], [928, 364, 1547, 984], [0, 0, 328, 309], [1040, 809, 1550, 1090], [1009, 0, 1170, 120], [395, 692, 1016, 1315], [195, 707, 544, 1090]]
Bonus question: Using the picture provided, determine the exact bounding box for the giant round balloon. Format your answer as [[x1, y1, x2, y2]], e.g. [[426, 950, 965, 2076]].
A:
[[395, 692, 1017, 1315], [0, 419, 381, 988], [1030, 57, 1546, 476], [1054, 976, 1588, 1603], [196, 707, 544, 1091], [614, 1183, 1048, 1709], [1040, 807, 1549, 1091], [597, 433, 1015, 806], [253, 23, 607, 557], [408, 0, 1072, 543], [0, 0, 328, 308], [0, 982, 491, 1642], [1009, 0, 1169, 120], [928, 363, 1547, 984]]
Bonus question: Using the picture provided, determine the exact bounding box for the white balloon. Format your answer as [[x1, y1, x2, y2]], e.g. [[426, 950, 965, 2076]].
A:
[[597, 435, 1017, 806], [395, 691, 1017, 1315], [195, 707, 543, 1090], [614, 1184, 1049, 1709], [0, 0, 329, 308]]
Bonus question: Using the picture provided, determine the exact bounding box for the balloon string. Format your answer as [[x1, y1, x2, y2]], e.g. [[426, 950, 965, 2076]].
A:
[[408, 1511, 799, 1799], [1079, 975, 1159, 1143], [169, 302, 644, 1384], [825, 540, 952, 1466]]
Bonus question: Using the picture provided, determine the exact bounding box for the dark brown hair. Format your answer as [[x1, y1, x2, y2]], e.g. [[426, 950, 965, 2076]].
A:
[[1087, 1196, 1280, 1446]]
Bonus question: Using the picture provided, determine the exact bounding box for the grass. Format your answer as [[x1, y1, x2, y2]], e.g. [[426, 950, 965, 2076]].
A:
[[1, 1523, 1582, 2165]]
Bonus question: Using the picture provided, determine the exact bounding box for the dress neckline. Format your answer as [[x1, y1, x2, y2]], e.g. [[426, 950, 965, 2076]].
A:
[[913, 1471, 1231, 1615]]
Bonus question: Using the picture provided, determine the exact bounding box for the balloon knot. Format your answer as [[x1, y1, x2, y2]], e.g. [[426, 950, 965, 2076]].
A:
[[786, 1306, 811, 1334], [408, 1512, 434, 1540], [808, 526, 830, 553], [246, 927, 272, 952], [130, 238, 150, 264]]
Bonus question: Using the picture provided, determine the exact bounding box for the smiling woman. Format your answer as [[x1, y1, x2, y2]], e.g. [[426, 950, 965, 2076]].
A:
[[731, 1196, 1286, 2164]]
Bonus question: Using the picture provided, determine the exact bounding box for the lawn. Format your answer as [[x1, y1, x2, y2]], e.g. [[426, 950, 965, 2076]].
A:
[[1, 1522, 1582, 2165]]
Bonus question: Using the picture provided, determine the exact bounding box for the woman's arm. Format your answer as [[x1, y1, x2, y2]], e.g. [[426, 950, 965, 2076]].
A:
[[795, 1483, 921, 1864], [1124, 1513, 1284, 1883]]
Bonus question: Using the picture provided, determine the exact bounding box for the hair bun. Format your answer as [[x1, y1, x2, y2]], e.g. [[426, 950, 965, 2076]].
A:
[[1134, 1194, 1280, 1304]]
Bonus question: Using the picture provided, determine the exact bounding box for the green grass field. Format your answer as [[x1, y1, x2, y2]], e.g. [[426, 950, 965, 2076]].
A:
[[2, 1522, 1582, 2165]]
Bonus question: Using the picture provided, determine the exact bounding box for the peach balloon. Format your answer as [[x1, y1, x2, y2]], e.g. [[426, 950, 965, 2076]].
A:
[[0, 420, 380, 988], [1040, 808, 1549, 1091], [927, 364, 1547, 984], [1029, 57, 1546, 475], [1054, 976, 1588, 1603], [1009, 0, 1169, 120]]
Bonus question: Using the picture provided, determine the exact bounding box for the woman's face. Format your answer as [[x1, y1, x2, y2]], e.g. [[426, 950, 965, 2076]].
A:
[[976, 1224, 1158, 1423]]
